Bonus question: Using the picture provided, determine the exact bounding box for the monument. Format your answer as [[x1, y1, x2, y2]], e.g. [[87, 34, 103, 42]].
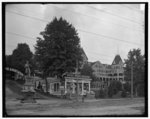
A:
[[21, 61, 36, 103]]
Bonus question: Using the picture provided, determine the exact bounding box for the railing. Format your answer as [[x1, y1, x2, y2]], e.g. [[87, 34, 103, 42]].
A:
[[5, 67, 24, 76]]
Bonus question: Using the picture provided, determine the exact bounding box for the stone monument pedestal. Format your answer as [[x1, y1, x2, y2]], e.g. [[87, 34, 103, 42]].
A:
[[21, 76, 36, 103], [21, 90, 36, 103], [20, 61, 36, 103]]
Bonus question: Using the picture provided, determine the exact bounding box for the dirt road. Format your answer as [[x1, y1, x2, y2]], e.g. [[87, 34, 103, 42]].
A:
[[5, 98, 145, 116]]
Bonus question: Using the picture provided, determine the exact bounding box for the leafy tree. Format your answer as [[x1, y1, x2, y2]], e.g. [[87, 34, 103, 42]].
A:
[[80, 63, 98, 82], [108, 80, 122, 97], [80, 63, 93, 78], [6, 55, 13, 68], [123, 82, 131, 93], [6, 43, 33, 74], [124, 48, 145, 96], [137, 83, 145, 97], [35, 17, 83, 91]]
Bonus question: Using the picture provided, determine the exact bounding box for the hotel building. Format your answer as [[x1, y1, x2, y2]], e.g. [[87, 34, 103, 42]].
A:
[[90, 54, 124, 90]]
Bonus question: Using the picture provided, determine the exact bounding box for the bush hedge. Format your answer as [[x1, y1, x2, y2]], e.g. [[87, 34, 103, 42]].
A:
[[95, 89, 106, 99]]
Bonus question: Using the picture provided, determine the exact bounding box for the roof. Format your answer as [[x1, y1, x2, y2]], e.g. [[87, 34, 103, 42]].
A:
[[90, 61, 101, 66], [112, 55, 123, 65], [34, 76, 43, 81], [91, 62, 97, 66], [88, 62, 95, 66], [47, 77, 61, 83], [80, 48, 88, 60]]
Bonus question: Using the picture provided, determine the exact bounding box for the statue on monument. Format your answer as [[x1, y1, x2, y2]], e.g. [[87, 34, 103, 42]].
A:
[[21, 61, 36, 103], [25, 61, 31, 77]]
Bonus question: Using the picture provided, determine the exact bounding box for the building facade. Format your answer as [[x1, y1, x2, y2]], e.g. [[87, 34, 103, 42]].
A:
[[46, 74, 92, 96], [91, 54, 124, 90]]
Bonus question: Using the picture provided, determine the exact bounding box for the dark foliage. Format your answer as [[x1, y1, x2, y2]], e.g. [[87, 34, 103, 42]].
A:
[[123, 82, 131, 93], [6, 43, 33, 74], [121, 90, 127, 97], [80, 63, 93, 78], [95, 89, 106, 99], [137, 83, 145, 97], [108, 80, 122, 98], [99, 89, 106, 98], [124, 48, 145, 97], [95, 90, 99, 99], [35, 17, 83, 78]]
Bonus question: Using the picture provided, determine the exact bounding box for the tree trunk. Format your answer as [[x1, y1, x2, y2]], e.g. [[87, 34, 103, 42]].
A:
[[135, 84, 139, 97], [45, 77, 49, 93]]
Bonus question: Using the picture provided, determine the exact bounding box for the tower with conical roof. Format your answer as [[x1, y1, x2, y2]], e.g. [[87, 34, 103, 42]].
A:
[[111, 54, 124, 83], [112, 54, 123, 65]]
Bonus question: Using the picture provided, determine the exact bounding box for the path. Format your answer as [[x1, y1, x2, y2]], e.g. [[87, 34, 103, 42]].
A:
[[5, 98, 145, 116]]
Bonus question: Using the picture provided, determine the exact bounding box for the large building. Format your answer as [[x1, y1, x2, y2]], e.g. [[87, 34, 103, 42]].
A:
[[90, 54, 124, 90]]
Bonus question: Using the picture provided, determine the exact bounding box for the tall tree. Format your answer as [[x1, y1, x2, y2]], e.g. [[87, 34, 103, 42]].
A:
[[6, 55, 13, 68], [6, 43, 33, 74], [124, 48, 145, 96], [35, 17, 83, 81], [80, 63, 93, 78]]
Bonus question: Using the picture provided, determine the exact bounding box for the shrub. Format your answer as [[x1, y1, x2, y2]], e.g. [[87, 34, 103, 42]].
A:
[[108, 80, 122, 98], [95, 89, 106, 98], [121, 90, 127, 97], [123, 82, 131, 92], [99, 90, 106, 98], [95, 90, 100, 99]]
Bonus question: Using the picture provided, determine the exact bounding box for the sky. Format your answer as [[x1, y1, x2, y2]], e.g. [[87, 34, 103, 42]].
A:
[[5, 4, 145, 64]]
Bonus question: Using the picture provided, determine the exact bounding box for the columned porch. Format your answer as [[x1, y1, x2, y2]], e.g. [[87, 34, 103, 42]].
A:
[[65, 76, 92, 95]]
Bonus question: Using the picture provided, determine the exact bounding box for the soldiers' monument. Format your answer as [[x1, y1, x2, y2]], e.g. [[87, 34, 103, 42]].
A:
[[21, 61, 36, 103]]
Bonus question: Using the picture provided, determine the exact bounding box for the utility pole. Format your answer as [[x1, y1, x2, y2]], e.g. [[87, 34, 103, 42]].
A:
[[131, 61, 133, 99], [75, 60, 79, 102]]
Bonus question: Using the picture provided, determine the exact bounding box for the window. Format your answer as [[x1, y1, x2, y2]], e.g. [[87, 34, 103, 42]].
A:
[[54, 83, 57, 92], [103, 78, 105, 81], [119, 73, 123, 76], [54, 83, 59, 92]]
